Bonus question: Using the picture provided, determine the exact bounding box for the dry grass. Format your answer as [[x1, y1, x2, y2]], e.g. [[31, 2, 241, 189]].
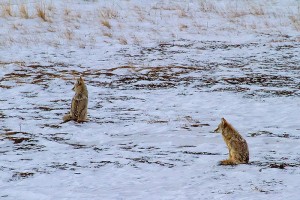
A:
[[36, 2, 47, 22], [231, 10, 248, 18], [64, 29, 74, 40], [47, 2, 55, 12], [100, 8, 118, 19], [179, 24, 188, 31], [63, 8, 73, 22], [1, 4, 13, 17], [177, 7, 188, 18], [118, 37, 128, 45], [134, 5, 146, 22], [250, 5, 265, 16], [102, 31, 112, 38], [19, 4, 29, 19], [289, 16, 300, 31], [78, 42, 86, 49], [101, 20, 112, 29], [64, 8, 71, 16], [249, 22, 257, 30], [132, 35, 141, 45], [199, 0, 217, 13], [47, 26, 56, 32]]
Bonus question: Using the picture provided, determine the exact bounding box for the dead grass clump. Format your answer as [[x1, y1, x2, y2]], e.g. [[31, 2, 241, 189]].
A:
[[179, 24, 188, 31], [19, 4, 29, 19], [47, 2, 55, 13], [47, 26, 56, 32], [228, 7, 247, 18], [64, 29, 74, 40], [64, 8, 71, 16], [134, 6, 146, 22], [250, 5, 265, 16], [199, 0, 217, 13], [118, 37, 128, 45], [36, 2, 47, 22], [178, 7, 188, 18], [132, 35, 141, 45], [101, 20, 111, 29], [289, 16, 300, 31], [1, 4, 13, 17], [103, 31, 112, 38], [100, 8, 118, 19]]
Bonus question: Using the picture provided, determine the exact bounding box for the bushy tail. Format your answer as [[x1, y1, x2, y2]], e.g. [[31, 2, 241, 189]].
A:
[[219, 159, 238, 165], [62, 114, 73, 123]]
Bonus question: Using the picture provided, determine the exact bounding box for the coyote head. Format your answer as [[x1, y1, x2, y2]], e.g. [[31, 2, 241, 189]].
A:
[[72, 76, 87, 94], [214, 118, 227, 133]]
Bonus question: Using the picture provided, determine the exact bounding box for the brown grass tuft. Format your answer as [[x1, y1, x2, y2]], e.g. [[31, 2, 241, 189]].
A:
[[100, 8, 118, 19], [101, 20, 111, 29], [199, 0, 217, 13], [64, 29, 74, 40], [1, 4, 13, 17], [132, 35, 141, 45], [179, 24, 188, 31], [64, 8, 71, 16], [118, 37, 128, 45], [250, 5, 265, 16], [36, 2, 47, 22], [103, 32, 112, 38], [289, 16, 300, 31], [178, 7, 188, 18], [19, 4, 29, 19]]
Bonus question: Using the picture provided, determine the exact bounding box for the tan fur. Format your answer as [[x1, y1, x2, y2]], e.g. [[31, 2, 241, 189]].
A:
[[214, 118, 249, 165], [63, 77, 88, 123]]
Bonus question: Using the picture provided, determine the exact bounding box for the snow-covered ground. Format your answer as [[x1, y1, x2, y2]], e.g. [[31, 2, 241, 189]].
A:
[[0, 0, 300, 199]]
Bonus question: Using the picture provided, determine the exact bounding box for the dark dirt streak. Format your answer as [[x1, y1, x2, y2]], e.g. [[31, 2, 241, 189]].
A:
[[249, 161, 300, 171], [248, 131, 300, 139], [182, 151, 220, 155], [1, 55, 299, 97], [126, 157, 175, 168]]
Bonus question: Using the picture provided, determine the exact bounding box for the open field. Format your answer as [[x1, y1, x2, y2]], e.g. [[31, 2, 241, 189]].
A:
[[0, 0, 300, 199]]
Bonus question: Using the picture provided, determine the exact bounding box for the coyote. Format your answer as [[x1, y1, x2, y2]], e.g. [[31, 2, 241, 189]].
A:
[[214, 118, 249, 165], [63, 77, 88, 123]]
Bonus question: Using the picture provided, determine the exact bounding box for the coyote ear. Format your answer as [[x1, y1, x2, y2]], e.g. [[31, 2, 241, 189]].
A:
[[221, 118, 227, 125], [221, 118, 228, 127], [78, 76, 84, 84]]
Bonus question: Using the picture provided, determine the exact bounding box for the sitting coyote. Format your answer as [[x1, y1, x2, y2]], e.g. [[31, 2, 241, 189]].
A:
[[214, 118, 249, 165], [63, 76, 88, 123]]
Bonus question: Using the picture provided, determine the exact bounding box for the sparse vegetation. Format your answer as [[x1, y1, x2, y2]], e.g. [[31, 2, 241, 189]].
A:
[[64, 29, 74, 40], [64, 8, 71, 16], [199, 0, 217, 13], [0, 1, 299, 51], [250, 5, 265, 16], [101, 19, 112, 29], [36, 2, 47, 22], [289, 16, 300, 31], [19, 4, 29, 19], [118, 37, 128, 45], [1, 3, 13, 17], [102, 31, 112, 38], [177, 7, 188, 18], [179, 24, 188, 31], [100, 7, 118, 19]]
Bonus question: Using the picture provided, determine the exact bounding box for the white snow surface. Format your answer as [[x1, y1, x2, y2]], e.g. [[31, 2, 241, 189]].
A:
[[0, 0, 300, 199]]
